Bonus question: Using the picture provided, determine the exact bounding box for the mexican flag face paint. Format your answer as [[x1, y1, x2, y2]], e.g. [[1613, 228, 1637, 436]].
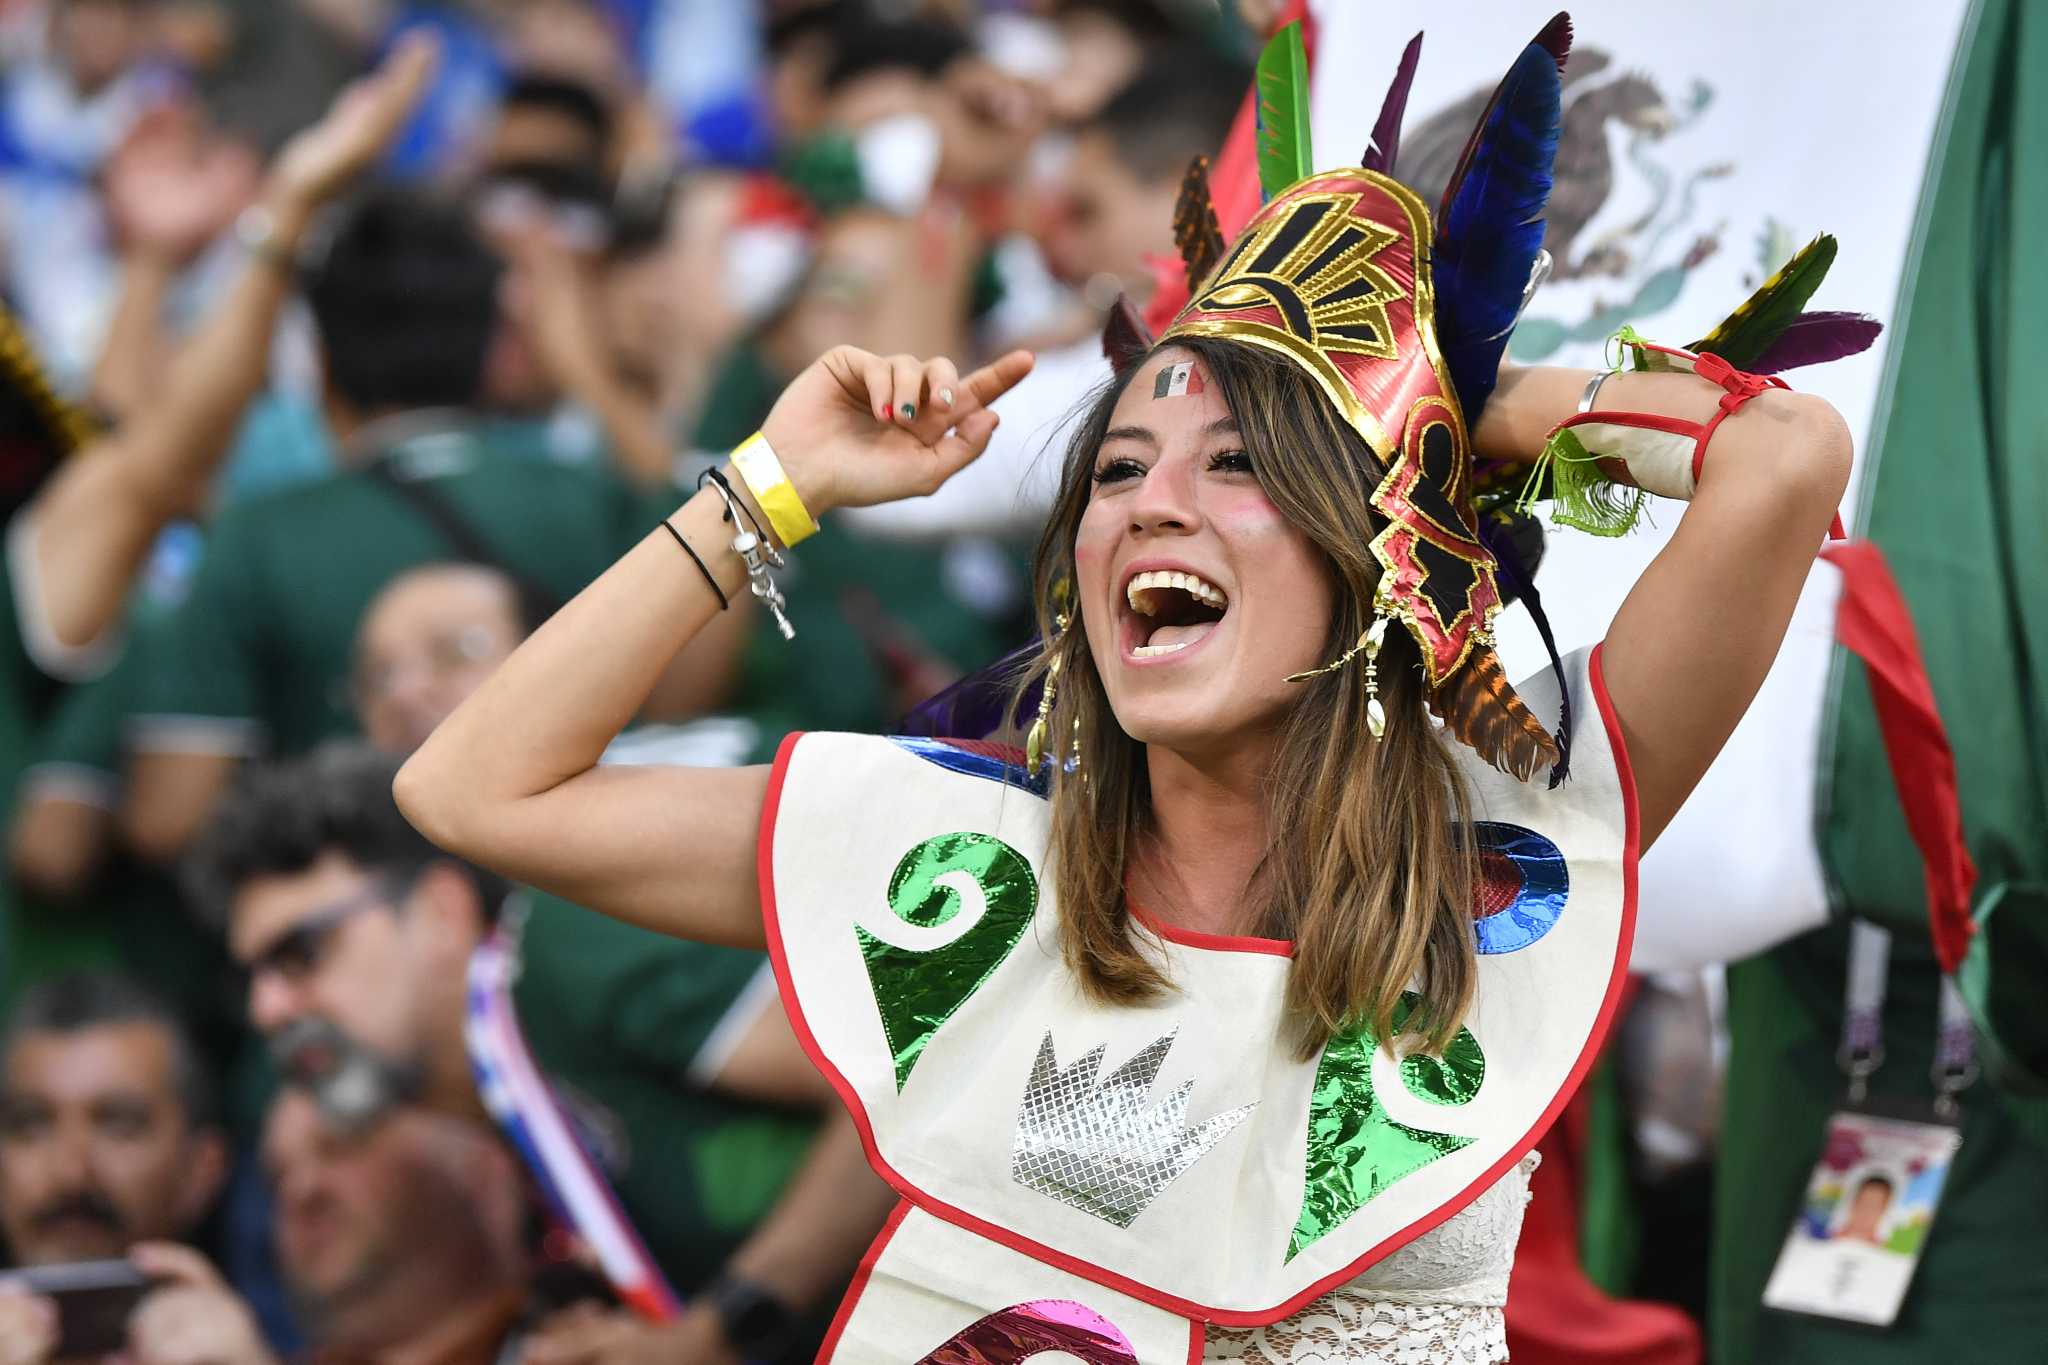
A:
[[1152, 361, 1205, 399]]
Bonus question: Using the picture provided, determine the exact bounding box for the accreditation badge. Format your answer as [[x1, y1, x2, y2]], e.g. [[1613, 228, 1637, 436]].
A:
[[1760, 1109, 1961, 1326]]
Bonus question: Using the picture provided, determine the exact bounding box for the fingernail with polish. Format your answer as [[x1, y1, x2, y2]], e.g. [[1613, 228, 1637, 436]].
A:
[[900, 402, 916, 421], [937, 388, 955, 407]]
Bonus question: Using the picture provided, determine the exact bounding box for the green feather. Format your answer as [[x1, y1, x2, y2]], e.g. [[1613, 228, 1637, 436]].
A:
[[1689, 234, 1837, 369], [1255, 21, 1312, 201]]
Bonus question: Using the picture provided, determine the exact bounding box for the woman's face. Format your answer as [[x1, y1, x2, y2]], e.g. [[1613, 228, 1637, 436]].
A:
[[1074, 347, 1338, 759]]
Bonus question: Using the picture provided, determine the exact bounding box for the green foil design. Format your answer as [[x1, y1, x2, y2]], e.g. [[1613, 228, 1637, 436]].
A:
[[1286, 993, 1486, 1262], [856, 833, 1038, 1091]]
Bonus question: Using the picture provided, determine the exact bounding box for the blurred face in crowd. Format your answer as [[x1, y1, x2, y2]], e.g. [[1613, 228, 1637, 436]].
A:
[[0, 1022, 224, 1263], [52, 0, 151, 97], [602, 173, 752, 405], [486, 99, 608, 173], [353, 566, 526, 755], [1046, 127, 1182, 300], [765, 208, 905, 376], [266, 1093, 523, 1344], [229, 851, 481, 1083]]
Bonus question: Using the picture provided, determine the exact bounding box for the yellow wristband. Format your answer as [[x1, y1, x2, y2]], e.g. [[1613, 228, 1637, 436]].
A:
[[729, 431, 818, 548]]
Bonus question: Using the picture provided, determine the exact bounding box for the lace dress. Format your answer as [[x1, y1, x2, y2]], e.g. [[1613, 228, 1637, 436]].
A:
[[1203, 1153, 1539, 1365]]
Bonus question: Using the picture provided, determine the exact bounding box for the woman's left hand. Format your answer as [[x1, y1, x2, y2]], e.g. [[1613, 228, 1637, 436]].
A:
[[758, 346, 1035, 519]]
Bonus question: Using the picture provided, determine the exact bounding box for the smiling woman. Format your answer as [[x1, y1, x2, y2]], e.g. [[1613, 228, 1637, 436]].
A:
[[1035, 339, 1480, 1060], [393, 15, 1854, 1363]]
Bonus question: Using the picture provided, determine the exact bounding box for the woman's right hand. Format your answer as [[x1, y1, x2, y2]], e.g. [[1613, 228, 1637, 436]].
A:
[[759, 346, 1034, 518]]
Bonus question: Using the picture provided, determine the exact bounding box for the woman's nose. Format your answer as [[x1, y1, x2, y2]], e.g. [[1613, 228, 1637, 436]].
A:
[[1127, 456, 1201, 536]]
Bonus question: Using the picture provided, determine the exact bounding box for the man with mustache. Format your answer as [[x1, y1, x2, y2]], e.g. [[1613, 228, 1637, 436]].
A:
[[265, 1090, 531, 1365], [0, 973, 230, 1361]]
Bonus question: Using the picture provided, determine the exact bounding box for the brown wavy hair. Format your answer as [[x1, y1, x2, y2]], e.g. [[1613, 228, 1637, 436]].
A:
[[1024, 336, 1479, 1059]]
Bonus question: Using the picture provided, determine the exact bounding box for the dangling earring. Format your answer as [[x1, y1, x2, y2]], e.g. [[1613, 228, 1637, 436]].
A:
[[1285, 608, 1391, 740], [1025, 649, 1061, 772], [1361, 615, 1387, 738], [1025, 581, 1074, 773]]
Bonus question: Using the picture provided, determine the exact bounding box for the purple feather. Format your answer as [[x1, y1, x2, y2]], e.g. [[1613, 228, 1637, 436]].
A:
[[1361, 32, 1423, 175], [898, 640, 1039, 740], [1750, 311, 1883, 373]]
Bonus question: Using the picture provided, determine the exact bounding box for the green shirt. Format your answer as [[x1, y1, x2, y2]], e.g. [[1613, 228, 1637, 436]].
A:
[[135, 419, 662, 756], [1712, 2, 2048, 1359], [0, 512, 120, 1007], [510, 893, 815, 1294], [14, 623, 242, 1054]]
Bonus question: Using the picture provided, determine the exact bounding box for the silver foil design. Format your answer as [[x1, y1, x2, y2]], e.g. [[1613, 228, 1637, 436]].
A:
[[1011, 1029, 1255, 1228]]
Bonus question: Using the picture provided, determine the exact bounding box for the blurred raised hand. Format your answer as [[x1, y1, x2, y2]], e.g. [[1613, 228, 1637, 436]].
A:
[[22, 31, 443, 658], [103, 105, 260, 269], [267, 30, 440, 218]]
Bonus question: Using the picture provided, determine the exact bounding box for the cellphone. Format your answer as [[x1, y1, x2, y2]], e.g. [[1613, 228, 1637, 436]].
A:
[[0, 1259, 153, 1356]]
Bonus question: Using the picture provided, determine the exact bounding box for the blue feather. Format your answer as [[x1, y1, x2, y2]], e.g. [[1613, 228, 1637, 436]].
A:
[[1432, 29, 1565, 423]]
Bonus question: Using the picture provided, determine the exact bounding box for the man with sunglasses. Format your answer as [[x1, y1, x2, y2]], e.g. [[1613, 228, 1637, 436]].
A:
[[189, 744, 889, 1364]]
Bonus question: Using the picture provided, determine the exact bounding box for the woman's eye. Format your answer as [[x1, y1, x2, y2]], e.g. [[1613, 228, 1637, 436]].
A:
[[1210, 449, 1255, 474], [1091, 457, 1146, 486]]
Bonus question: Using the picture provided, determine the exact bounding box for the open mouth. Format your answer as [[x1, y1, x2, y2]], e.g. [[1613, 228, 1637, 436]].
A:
[[1125, 569, 1229, 659]]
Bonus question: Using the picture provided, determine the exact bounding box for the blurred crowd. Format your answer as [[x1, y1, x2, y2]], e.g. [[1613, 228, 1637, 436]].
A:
[[0, 1, 1279, 1361]]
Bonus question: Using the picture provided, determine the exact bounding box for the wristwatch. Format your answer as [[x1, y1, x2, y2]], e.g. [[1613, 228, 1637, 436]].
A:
[[703, 1273, 800, 1359], [234, 204, 299, 275]]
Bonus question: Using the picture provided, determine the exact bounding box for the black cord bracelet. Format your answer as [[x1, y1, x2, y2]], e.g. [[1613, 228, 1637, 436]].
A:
[[661, 519, 728, 610], [698, 466, 771, 544]]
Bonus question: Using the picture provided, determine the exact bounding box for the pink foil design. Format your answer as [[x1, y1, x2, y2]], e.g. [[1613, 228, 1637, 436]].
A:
[[914, 1299, 1141, 1364]]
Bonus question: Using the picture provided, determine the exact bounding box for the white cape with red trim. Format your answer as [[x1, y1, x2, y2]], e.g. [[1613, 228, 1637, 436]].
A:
[[761, 647, 1636, 1360]]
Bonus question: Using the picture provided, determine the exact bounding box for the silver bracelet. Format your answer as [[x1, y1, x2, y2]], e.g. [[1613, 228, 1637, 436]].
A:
[[1578, 367, 1617, 415], [698, 477, 796, 640]]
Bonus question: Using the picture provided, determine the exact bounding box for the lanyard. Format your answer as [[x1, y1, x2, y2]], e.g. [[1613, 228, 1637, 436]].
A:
[[465, 898, 682, 1322], [1839, 918, 1979, 1117]]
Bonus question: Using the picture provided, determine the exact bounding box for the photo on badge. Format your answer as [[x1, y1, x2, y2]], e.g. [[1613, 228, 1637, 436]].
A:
[[1761, 1110, 1962, 1327]]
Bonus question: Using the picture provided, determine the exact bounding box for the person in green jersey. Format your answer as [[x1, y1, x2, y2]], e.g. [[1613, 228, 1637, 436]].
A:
[[0, 39, 441, 1013], [1710, 2, 2048, 1360], [122, 178, 748, 864]]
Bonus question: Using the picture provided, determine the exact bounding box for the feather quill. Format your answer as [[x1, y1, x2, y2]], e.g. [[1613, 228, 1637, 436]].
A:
[[1431, 18, 1568, 422], [1361, 32, 1423, 175], [1688, 234, 1837, 369], [1254, 21, 1312, 201], [1428, 647, 1560, 782], [1748, 309, 1882, 374], [1172, 155, 1227, 291]]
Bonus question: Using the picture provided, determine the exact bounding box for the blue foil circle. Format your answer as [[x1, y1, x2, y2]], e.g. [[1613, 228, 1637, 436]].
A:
[[1471, 821, 1568, 955]]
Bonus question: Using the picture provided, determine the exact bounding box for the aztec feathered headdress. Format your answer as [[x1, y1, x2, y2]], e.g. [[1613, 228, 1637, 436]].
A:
[[1109, 15, 1578, 780]]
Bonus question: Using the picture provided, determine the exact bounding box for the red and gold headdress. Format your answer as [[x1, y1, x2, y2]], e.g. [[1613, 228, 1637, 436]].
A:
[[1126, 17, 1574, 780]]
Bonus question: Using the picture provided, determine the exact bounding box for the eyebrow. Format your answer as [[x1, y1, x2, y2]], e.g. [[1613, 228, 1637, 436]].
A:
[[1100, 416, 1242, 446]]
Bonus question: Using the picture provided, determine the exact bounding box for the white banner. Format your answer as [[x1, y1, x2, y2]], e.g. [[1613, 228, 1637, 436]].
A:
[[1312, 0, 1974, 967]]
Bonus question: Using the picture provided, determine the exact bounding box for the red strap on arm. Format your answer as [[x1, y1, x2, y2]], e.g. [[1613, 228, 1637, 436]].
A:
[[1688, 353, 1843, 537]]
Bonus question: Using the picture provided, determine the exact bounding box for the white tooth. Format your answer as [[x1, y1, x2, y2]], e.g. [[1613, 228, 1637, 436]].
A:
[[1132, 641, 1190, 657]]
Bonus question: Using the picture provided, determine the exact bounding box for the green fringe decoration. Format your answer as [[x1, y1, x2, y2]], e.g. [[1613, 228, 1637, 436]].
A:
[[1516, 426, 1647, 537]]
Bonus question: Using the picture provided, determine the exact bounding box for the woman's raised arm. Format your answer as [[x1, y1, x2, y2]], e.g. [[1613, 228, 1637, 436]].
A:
[[1474, 363, 1852, 846], [394, 346, 1034, 947]]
